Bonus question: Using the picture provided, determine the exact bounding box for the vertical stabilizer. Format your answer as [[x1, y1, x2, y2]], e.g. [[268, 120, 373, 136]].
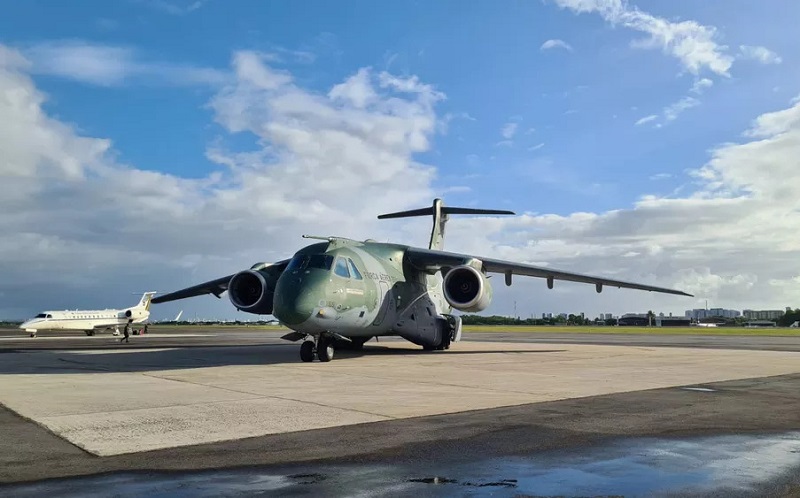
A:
[[136, 292, 157, 310], [377, 199, 514, 250]]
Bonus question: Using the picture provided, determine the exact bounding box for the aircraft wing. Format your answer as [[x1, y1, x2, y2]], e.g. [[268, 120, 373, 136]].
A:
[[405, 247, 693, 297], [151, 274, 235, 304]]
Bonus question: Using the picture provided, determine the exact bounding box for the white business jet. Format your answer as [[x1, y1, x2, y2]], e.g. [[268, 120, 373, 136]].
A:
[[19, 292, 156, 337]]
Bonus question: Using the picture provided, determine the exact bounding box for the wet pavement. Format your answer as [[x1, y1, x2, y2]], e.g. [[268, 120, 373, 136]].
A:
[[4, 432, 800, 497]]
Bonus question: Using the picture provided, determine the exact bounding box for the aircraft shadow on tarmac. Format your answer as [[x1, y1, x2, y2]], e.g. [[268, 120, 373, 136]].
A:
[[0, 344, 567, 375]]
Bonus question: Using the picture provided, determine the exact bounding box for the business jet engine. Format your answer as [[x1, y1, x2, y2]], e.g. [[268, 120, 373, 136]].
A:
[[228, 269, 278, 315], [443, 265, 493, 312]]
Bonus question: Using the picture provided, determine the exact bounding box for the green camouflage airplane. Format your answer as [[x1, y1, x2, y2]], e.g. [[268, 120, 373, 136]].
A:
[[152, 199, 692, 362]]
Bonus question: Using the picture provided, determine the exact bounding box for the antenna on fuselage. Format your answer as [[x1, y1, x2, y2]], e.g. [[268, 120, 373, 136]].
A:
[[377, 198, 515, 250]]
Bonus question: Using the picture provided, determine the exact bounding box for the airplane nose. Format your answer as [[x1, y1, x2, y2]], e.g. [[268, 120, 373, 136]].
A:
[[273, 282, 317, 326]]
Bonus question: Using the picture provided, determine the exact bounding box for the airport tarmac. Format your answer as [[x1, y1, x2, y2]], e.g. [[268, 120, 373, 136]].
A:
[[1, 327, 800, 496]]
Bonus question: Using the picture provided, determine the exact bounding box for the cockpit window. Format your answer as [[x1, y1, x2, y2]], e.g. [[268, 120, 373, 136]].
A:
[[286, 255, 309, 271], [35, 313, 47, 318], [307, 254, 334, 270], [287, 254, 334, 272], [334, 257, 350, 278], [347, 259, 363, 280]]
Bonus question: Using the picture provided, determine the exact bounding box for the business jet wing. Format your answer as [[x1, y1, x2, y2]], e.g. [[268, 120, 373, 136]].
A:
[[151, 274, 235, 304], [405, 247, 693, 297]]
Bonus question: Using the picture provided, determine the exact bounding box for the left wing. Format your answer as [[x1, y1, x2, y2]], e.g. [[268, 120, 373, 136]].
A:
[[405, 247, 692, 296], [151, 274, 236, 304], [152, 259, 292, 305]]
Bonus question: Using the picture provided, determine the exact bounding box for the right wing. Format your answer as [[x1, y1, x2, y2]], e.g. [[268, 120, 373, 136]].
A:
[[405, 247, 692, 297]]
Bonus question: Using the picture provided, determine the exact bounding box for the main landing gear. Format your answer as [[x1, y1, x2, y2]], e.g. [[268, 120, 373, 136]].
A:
[[299, 334, 370, 362], [300, 335, 335, 363]]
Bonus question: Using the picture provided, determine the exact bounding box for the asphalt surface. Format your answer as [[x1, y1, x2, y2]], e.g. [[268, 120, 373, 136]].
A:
[[3, 326, 800, 351], [1, 327, 799, 496]]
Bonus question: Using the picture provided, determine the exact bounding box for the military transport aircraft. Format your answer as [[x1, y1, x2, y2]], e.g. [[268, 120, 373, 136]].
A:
[[153, 199, 692, 362]]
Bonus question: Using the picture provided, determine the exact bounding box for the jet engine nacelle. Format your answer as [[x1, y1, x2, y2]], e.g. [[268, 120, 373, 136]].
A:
[[228, 269, 277, 315], [443, 265, 493, 313]]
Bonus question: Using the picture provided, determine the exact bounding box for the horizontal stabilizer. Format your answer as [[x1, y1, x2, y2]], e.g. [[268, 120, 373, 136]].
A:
[[378, 206, 515, 219], [378, 198, 515, 250]]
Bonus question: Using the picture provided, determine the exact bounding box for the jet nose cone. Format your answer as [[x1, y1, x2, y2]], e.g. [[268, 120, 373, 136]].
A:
[[273, 286, 317, 326]]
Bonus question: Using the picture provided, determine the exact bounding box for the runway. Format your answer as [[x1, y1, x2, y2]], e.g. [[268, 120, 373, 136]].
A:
[[1, 327, 799, 496]]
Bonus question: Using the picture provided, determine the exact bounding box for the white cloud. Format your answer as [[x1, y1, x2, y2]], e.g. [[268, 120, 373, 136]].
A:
[[528, 143, 545, 151], [553, 0, 734, 75], [540, 39, 574, 52], [140, 0, 210, 15], [649, 173, 672, 180], [443, 96, 800, 315], [690, 78, 713, 94], [0, 45, 445, 318], [501, 122, 518, 139], [22, 40, 227, 87], [739, 45, 782, 65], [663, 96, 700, 121], [328, 67, 376, 108], [635, 114, 658, 126], [637, 95, 701, 128]]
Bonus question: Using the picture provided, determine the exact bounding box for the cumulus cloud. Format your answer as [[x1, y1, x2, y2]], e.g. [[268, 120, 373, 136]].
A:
[[443, 95, 800, 315], [540, 39, 574, 52], [739, 45, 782, 65], [552, 0, 734, 75], [0, 46, 444, 318]]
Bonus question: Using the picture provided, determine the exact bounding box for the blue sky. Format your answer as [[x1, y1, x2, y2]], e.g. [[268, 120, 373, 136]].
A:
[[1, 0, 799, 320]]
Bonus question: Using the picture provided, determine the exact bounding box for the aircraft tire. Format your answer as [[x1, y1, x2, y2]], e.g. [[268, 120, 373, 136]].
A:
[[85, 330, 94, 336], [300, 341, 315, 362], [317, 337, 334, 362]]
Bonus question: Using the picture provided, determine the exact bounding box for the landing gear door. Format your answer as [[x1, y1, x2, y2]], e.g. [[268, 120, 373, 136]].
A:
[[451, 314, 462, 342], [372, 281, 391, 326]]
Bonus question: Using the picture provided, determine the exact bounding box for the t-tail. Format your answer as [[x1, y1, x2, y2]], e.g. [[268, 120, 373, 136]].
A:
[[135, 292, 157, 311], [378, 198, 515, 250]]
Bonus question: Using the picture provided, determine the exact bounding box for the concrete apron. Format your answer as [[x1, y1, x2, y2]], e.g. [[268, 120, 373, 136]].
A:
[[1, 341, 799, 456]]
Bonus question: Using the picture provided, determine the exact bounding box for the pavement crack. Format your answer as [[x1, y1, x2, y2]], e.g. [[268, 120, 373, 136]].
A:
[[141, 372, 396, 420]]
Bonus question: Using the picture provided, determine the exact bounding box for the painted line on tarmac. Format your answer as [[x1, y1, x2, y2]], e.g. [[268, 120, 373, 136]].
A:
[[0, 334, 217, 341]]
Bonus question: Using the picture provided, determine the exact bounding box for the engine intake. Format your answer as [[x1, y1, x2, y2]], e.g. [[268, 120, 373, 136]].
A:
[[443, 265, 492, 312], [228, 270, 276, 315]]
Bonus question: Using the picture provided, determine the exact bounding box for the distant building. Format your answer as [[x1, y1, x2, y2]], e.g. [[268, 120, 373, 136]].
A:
[[618, 313, 649, 326], [604, 313, 613, 320], [743, 310, 784, 320], [685, 308, 741, 320], [744, 320, 777, 328], [655, 316, 691, 327]]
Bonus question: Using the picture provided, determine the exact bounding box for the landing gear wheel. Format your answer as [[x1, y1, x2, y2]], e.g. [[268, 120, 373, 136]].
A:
[[85, 330, 94, 336], [317, 337, 335, 362], [300, 341, 315, 362]]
